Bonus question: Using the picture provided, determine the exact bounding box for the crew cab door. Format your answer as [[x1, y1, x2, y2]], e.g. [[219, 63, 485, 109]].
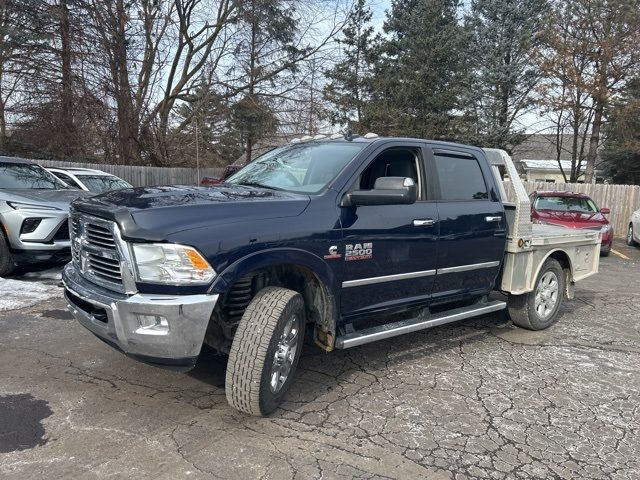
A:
[[338, 142, 439, 317], [429, 147, 506, 301]]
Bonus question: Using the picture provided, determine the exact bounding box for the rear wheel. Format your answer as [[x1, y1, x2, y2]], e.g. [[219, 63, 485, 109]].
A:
[[508, 258, 565, 331], [225, 287, 305, 416], [628, 224, 638, 247], [0, 228, 15, 276]]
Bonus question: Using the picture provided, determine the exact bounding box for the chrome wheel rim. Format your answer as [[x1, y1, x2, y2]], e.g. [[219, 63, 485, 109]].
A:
[[270, 315, 300, 393], [535, 271, 559, 319], [629, 226, 634, 244]]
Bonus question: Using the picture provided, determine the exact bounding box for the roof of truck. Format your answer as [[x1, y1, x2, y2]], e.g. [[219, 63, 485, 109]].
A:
[[289, 134, 483, 151]]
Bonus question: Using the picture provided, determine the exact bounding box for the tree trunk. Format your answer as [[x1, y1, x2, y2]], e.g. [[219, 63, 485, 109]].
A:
[[0, 71, 5, 152], [114, 0, 140, 165], [585, 101, 603, 184], [245, 5, 257, 164], [59, 0, 75, 157], [570, 114, 580, 183]]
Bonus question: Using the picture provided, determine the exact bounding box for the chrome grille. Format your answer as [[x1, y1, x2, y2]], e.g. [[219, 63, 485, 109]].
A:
[[70, 211, 125, 293], [86, 224, 117, 249]]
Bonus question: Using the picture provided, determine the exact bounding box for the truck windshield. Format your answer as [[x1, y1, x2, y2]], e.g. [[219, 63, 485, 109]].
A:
[[226, 142, 365, 194], [0, 163, 68, 190], [535, 196, 598, 213]]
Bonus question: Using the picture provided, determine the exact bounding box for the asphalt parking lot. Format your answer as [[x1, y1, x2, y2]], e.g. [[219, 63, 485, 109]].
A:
[[1, 240, 639, 479]]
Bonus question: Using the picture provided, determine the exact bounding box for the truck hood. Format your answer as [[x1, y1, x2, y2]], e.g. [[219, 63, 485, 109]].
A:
[[72, 184, 311, 241], [1, 188, 92, 211]]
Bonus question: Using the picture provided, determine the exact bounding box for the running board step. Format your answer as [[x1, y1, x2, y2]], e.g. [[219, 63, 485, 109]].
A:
[[335, 300, 507, 349]]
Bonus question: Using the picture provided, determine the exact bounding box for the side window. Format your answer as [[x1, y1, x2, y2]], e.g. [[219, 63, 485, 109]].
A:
[[54, 172, 72, 184], [56, 173, 81, 189], [434, 154, 488, 201], [358, 147, 424, 199]]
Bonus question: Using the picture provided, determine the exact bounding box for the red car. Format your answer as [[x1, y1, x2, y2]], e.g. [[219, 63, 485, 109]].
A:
[[201, 163, 244, 186], [530, 191, 613, 256]]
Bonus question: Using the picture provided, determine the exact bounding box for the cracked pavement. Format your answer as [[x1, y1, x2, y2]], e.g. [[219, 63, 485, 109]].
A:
[[1, 245, 639, 479]]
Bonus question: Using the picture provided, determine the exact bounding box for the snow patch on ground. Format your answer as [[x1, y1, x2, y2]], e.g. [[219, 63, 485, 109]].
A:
[[21, 268, 63, 281], [0, 277, 59, 311]]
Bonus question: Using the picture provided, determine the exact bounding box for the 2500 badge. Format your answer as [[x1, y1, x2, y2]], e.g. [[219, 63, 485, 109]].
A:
[[345, 243, 373, 261]]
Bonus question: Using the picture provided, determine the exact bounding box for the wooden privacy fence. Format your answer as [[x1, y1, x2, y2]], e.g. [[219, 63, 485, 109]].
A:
[[37, 159, 223, 187], [512, 181, 640, 238], [26, 158, 640, 238]]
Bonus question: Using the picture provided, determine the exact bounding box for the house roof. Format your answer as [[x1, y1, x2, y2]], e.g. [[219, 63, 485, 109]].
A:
[[520, 159, 585, 171]]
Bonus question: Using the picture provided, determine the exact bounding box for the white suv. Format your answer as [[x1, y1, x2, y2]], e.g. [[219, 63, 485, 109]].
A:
[[47, 168, 132, 193], [628, 207, 640, 247]]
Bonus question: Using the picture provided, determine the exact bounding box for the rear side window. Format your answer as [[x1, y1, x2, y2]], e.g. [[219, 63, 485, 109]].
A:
[[434, 154, 488, 201], [54, 172, 81, 189]]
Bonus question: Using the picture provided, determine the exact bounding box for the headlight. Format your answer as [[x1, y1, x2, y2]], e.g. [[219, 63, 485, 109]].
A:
[[8, 202, 61, 211], [130, 243, 216, 285], [601, 224, 612, 233]]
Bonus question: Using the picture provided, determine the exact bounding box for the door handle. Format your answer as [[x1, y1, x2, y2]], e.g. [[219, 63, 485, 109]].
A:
[[485, 216, 502, 222], [413, 219, 435, 227]]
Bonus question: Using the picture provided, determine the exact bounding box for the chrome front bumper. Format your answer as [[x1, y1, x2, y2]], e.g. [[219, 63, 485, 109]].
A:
[[62, 263, 218, 370]]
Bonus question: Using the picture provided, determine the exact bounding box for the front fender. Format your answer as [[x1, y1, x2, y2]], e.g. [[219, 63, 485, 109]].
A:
[[208, 247, 340, 298]]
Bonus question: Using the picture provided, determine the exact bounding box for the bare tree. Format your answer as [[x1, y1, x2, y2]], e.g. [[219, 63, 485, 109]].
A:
[[539, 0, 640, 182], [0, 0, 51, 151]]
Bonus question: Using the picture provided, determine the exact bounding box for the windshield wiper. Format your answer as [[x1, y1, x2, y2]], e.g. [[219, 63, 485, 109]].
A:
[[236, 182, 284, 191]]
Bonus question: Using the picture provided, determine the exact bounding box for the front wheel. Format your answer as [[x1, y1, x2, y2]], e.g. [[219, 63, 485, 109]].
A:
[[508, 258, 565, 331], [225, 287, 305, 416], [628, 224, 638, 247], [0, 228, 15, 276]]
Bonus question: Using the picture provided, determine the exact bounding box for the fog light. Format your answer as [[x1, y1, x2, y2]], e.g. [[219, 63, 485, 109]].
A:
[[135, 314, 169, 335], [21, 218, 42, 234]]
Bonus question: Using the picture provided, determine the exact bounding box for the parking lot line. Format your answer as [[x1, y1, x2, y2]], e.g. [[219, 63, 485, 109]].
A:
[[611, 249, 630, 260]]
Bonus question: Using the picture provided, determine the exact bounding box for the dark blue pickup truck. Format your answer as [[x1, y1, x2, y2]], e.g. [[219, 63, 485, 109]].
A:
[[62, 135, 600, 415]]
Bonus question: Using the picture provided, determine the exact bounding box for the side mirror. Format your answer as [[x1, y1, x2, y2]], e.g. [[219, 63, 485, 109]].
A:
[[341, 177, 417, 207], [600, 207, 610, 214]]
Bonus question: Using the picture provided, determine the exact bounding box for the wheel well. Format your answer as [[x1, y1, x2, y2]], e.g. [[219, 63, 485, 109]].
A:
[[204, 264, 336, 354], [546, 250, 574, 299], [548, 250, 571, 271]]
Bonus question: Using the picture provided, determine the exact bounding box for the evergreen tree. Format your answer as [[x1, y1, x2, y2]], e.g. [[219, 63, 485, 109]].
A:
[[464, 0, 548, 151], [323, 0, 377, 129], [372, 0, 470, 138], [234, 0, 299, 161], [602, 78, 640, 185]]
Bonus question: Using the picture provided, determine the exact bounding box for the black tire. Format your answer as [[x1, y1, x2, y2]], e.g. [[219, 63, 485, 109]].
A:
[[225, 286, 305, 416], [507, 258, 565, 331], [627, 224, 638, 247], [600, 248, 611, 257], [0, 228, 15, 276]]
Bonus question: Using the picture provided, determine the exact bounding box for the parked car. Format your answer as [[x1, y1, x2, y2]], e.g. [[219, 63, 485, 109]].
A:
[[201, 163, 245, 186], [47, 167, 132, 193], [0, 157, 91, 276], [530, 190, 613, 256], [62, 138, 600, 416], [628, 206, 640, 247]]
